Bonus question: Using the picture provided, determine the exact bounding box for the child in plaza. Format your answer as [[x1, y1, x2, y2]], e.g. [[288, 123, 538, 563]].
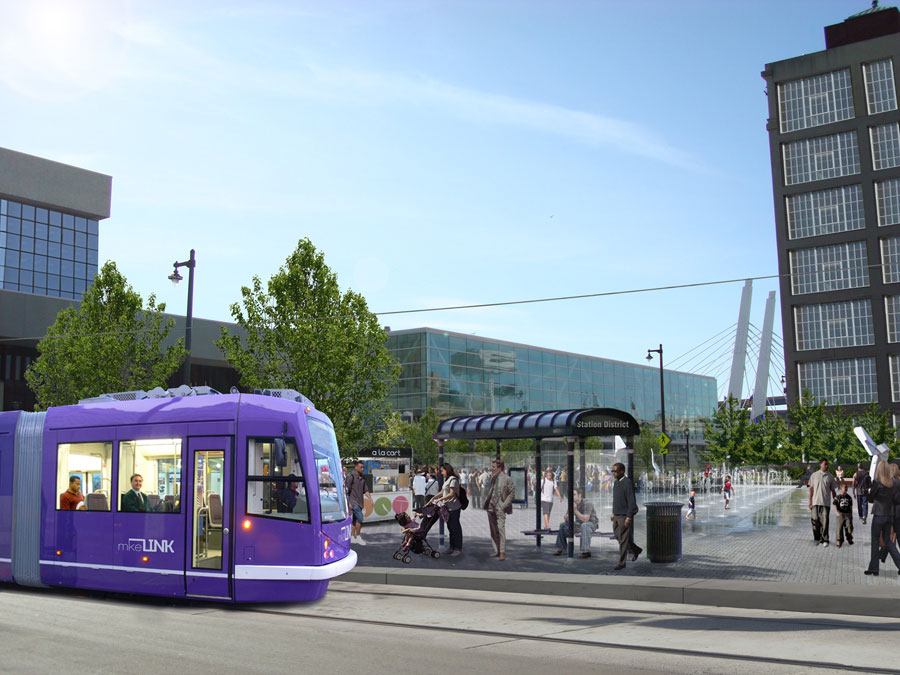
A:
[[723, 476, 733, 510], [833, 482, 854, 547], [685, 489, 696, 519]]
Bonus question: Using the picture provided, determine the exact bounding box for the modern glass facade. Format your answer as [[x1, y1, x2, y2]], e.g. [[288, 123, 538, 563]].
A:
[[0, 198, 99, 300], [387, 328, 718, 433]]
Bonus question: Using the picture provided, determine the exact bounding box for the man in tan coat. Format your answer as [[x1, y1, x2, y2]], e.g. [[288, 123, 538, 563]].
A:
[[483, 459, 515, 561]]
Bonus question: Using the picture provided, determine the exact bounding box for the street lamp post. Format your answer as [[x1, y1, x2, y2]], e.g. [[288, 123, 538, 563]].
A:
[[168, 249, 196, 386], [646, 344, 666, 471]]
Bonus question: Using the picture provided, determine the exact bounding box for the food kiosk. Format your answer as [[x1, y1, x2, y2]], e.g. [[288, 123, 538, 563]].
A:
[[354, 447, 414, 521]]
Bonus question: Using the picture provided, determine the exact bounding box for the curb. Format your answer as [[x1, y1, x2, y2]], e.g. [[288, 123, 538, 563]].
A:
[[339, 566, 900, 618]]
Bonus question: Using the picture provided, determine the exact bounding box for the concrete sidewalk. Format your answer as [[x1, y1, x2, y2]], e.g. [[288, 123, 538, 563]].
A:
[[341, 487, 900, 616], [340, 566, 900, 618]]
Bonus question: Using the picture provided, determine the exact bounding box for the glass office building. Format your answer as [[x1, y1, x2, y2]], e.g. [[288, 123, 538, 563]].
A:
[[387, 328, 718, 433], [0, 198, 99, 300]]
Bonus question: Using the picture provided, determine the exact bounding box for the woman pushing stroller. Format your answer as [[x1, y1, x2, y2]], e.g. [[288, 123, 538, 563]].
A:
[[424, 463, 464, 557]]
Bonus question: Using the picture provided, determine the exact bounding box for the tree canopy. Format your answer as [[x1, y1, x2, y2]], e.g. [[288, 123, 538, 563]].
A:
[[25, 261, 186, 409], [217, 238, 400, 453]]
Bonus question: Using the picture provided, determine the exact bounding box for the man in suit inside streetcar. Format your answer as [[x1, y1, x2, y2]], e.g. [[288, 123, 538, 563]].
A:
[[122, 474, 153, 512]]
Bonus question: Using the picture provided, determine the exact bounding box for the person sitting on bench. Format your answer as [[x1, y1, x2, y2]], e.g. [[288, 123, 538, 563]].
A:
[[553, 489, 599, 558]]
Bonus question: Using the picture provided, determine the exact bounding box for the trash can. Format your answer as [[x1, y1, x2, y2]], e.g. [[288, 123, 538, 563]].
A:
[[644, 502, 683, 563]]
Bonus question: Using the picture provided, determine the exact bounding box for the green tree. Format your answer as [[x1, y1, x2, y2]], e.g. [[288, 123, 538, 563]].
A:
[[633, 424, 661, 472], [377, 408, 442, 466], [702, 396, 751, 464], [786, 391, 828, 463], [746, 411, 789, 465], [25, 261, 186, 409], [217, 238, 400, 453]]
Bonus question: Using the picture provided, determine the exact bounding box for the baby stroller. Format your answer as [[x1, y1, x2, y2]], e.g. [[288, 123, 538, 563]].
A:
[[393, 504, 444, 564]]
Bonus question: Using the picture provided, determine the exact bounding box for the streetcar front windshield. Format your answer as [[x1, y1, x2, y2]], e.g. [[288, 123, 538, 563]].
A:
[[307, 417, 349, 523]]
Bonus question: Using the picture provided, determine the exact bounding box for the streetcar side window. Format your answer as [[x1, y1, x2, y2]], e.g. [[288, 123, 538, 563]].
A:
[[118, 439, 182, 513], [246, 438, 309, 522], [57, 442, 112, 511]]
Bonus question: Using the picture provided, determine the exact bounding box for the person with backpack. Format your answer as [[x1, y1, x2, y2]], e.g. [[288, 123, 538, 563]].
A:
[[428, 463, 464, 557]]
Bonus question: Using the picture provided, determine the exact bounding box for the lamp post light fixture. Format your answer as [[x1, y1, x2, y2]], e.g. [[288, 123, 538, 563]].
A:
[[646, 344, 666, 471], [169, 249, 196, 386]]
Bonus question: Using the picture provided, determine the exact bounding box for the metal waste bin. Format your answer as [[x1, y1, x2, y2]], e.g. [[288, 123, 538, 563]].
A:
[[644, 502, 683, 563]]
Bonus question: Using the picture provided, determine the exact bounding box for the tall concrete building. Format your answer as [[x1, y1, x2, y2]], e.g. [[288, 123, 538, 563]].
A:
[[763, 4, 900, 421]]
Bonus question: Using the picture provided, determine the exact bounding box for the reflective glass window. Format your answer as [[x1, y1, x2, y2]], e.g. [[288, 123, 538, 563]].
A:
[[62, 229, 74, 246], [20, 237, 33, 253], [35, 222, 47, 240], [35, 208, 48, 224], [62, 214, 74, 229], [883, 237, 900, 283], [870, 123, 900, 170], [20, 204, 34, 221], [35, 239, 47, 256], [21, 220, 34, 238], [864, 59, 898, 115], [57, 441, 113, 511], [778, 68, 854, 132], [118, 439, 182, 513], [790, 241, 868, 294], [48, 210, 61, 226], [795, 300, 874, 350], [246, 438, 309, 522], [782, 131, 860, 185], [886, 296, 900, 343], [798, 358, 877, 405], [48, 225, 61, 242]]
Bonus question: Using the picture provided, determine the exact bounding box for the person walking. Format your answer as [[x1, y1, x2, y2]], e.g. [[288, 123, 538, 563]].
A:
[[808, 458, 838, 547], [610, 462, 641, 570], [865, 461, 900, 575], [833, 482, 854, 548], [483, 459, 514, 561], [346, 460, 369, 546], [853, 463, 871, 525], [424, 471, 440, 502]]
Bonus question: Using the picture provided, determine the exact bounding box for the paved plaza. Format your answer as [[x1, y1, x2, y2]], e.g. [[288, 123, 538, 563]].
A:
[[353, 486, 900, 586]]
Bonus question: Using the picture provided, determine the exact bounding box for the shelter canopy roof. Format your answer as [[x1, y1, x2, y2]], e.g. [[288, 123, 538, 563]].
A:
[[433, 408, 640, 441]]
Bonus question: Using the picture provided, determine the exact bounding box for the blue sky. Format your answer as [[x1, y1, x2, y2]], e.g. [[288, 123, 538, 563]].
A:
[[0, 1, 867, 396]]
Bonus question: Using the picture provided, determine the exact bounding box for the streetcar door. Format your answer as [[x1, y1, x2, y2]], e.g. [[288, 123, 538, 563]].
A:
[[185, 436, 232, 600]]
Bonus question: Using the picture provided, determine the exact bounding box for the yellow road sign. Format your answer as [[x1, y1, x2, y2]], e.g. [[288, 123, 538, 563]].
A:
[[658, 432, 671, 448]]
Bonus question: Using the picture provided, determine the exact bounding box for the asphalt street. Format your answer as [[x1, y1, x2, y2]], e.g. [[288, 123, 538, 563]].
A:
[[2, 580, 897, 674]]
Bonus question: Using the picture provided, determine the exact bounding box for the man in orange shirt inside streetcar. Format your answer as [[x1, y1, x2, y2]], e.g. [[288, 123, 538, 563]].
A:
[[60, 475, 85, 510]]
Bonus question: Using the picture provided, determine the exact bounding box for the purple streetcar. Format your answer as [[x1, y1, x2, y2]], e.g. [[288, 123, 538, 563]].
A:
[[0, 387, 356, 603]]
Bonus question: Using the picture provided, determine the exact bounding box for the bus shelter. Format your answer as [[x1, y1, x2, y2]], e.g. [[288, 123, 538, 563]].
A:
[[433, 408, 640, 558]]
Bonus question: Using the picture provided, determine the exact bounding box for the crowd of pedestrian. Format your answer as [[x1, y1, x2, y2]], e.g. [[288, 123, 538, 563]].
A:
[[804, 457, 900, 576]]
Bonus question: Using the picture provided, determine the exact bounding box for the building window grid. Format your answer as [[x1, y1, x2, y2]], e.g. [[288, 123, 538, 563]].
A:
[[790, 240, 869, 295], [0, 198, 98, 300], [882, 236, 900, 283], [778, 68, 854, 133], [794, 300, 874, 350], [798, 358, 878, 405], [891, 355, 900, 402], [875, 178, 900, 227], [864, 59, 898, 115], [871, 123, 900, 171], [782, 132, 860, 186], [887, 296, 900, 343], [786, 184, 864, 239]]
